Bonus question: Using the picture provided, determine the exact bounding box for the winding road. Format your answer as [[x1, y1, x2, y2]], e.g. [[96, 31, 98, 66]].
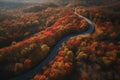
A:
[[10, 11, 95, 80]]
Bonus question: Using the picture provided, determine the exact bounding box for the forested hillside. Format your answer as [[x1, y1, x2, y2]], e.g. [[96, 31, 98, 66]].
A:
[[0, 0, 119, 80]]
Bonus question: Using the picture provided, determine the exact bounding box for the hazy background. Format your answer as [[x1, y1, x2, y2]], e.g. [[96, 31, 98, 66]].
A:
[[0, 0, 54, 9], [0, 0, 72, 9], [0, 0, 119, 9]]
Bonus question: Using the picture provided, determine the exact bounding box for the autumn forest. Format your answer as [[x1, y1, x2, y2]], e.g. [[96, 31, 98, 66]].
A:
[[0, 0, 120, 80]]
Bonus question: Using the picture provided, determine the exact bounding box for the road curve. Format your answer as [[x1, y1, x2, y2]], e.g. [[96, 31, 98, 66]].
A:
[[10, 12, 95, 80]]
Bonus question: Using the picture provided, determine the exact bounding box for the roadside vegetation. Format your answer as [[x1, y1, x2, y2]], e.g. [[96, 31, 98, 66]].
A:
[[0, 0, 120, 80]]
